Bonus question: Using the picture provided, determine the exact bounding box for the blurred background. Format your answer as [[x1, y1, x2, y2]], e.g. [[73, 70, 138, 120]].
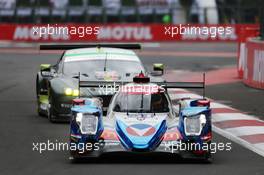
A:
[[0, 0, 262, 24]]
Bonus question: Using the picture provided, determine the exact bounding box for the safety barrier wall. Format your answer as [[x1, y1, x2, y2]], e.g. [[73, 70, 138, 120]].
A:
[[0, 23, 259, 43], [243, 38, 264, 89], [237, 27, 259, 78]]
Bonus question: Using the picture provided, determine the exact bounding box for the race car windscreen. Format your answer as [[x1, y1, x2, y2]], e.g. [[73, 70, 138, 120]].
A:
[[63, 60, 144, 79], [113, 92, 169, 113]]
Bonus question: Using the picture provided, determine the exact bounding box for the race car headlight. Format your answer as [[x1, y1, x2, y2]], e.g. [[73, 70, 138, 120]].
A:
[[64, 88, 79, 96], [184, 114, 206, 136], [75, 113, 98, 135], [76, 113, 83, 124], [72, 89, 79, 96], [200, 114, 206, 126], [65, 88, 72, 95]]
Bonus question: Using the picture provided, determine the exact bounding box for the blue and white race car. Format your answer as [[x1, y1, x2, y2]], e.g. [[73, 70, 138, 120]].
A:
[[69, 73, 212, 162]]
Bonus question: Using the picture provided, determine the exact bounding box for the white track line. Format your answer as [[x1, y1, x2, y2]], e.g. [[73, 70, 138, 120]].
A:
[[212, 113, 257, 122], [225, 126, 264, 137], [170, 93, 202, 99], [210, 102, 231, 109], [167, 88, 189, 93], [254, 143, 264, 152], [141, 42, 160, 48], [213, 125, 264, 157]]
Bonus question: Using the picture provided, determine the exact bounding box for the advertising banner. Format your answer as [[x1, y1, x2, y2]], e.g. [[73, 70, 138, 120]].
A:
[[0, 24, 259, 42]]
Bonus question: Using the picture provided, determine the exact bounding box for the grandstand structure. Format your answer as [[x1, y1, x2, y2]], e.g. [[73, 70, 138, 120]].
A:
[[0, 0, 259, 24]]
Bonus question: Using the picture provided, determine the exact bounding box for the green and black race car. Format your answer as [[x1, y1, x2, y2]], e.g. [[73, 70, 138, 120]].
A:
[[36, 44, 164, 122]]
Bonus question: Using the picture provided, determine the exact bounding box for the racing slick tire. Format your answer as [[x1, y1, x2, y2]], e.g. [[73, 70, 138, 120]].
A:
[[203, 141, 213, 163], [36, 75, 43, 117], [47, 104, 54, 123], [47, 93, 55, 123], [69, 155, 82, 163], [69, 154, 98, 163], [203, 152, 212, 163], [36, 74, 49, 117]]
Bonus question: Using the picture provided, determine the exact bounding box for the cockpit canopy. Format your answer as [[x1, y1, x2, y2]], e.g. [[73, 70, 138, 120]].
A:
[[113, 84, 170, 113]]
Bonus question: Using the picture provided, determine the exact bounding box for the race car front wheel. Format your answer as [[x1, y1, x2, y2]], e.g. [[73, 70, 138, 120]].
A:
[[203, 152, 212, 163], [36, 75, 42, 117], [69, 154, 97, 163], [47, 95, 55, 123]]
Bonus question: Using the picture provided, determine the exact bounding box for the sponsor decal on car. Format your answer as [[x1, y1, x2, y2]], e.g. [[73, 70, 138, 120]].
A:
[[126, 124, 156, 136]]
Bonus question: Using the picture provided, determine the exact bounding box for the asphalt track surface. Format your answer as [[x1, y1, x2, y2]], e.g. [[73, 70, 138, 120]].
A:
[[0, 43, 263, 175]]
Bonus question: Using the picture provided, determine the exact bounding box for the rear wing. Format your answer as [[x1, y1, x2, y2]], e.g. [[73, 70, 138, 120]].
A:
[[77, 73, 206, 98], [39, 44, 141, 50], [78, 81, 204, 89]]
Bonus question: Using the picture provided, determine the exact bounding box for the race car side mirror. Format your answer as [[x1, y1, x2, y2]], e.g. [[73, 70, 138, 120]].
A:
[[40, 64, 54, 77], [151, 63, 164, 76]]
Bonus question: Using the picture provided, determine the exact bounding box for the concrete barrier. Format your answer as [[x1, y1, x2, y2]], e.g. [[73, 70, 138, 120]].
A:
[[243, 38, 264, 89], [237, 27, 259, 78]]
